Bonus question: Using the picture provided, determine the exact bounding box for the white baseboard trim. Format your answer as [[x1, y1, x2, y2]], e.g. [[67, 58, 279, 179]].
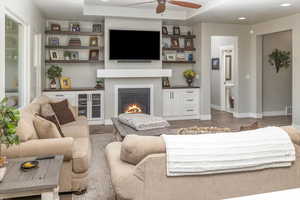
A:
[[164, 115, 200, 121], [200, 114, 212, 120], [105, 119, 113, 125], [211, 104, 223, 111], [263, 110, 287, 117], [233, 113, 262, 119]]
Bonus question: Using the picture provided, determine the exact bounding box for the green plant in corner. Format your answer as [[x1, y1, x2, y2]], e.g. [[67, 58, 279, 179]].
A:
[[0, 97, 20, 165], [47, 65, 62, 89], [268, 49, 291, 73]]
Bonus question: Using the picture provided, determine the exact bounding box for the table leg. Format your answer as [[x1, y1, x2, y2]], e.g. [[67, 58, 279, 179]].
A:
[[42, 187, 59, 200]]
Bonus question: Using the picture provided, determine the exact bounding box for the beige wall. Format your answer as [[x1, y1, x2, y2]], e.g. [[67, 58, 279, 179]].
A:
[[251, 13, 300, 128], [262, 31, 292, 114], [192, 22, 252, 119]]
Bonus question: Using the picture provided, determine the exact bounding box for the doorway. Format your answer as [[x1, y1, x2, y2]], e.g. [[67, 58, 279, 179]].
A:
[[211, 36, 238, 115]]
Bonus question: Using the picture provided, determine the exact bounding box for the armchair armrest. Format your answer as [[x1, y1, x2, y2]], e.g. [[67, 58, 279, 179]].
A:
[[1, 137, 74, 161]]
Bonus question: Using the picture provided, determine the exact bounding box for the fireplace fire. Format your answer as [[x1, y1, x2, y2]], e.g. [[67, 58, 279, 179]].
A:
[[124, 104, 143, 114]]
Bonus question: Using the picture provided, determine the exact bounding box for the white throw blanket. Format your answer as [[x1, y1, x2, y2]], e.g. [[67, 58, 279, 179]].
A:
[[162, 127, 296, 176], [119, 113, 170, 131]]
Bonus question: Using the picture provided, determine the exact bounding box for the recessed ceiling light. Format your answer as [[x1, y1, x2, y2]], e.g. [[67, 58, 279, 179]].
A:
[[238, 17, 247, 20], [280, 3, 292, 7]]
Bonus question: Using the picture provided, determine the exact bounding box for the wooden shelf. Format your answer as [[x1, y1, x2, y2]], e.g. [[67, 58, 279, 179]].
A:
[[45, 30, 103, 36], [163, 47, 196, 51], [163, 61, 196, 64], [45, 60, 104, 64], [162, 34, 196, 39], [45, 45, 103, 50]]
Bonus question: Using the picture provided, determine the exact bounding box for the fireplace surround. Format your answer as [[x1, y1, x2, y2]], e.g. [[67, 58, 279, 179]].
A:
[[115, 85, 153, 116]]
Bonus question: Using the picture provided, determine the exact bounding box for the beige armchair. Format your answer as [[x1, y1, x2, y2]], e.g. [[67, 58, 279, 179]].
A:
[[2, 95, 91, 193]]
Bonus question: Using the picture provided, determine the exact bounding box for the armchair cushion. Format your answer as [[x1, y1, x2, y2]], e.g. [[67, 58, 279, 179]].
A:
[[61, 116, 89, 138], [33, 114, 62, 139]]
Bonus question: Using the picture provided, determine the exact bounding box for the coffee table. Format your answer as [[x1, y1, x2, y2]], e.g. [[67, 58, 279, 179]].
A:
[[111, 117, 178, 141], [0, 155, 63, 200]]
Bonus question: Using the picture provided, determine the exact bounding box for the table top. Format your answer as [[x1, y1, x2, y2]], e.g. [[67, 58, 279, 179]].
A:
[[111, 117, 178, 137], [0, 155, 63, 194]]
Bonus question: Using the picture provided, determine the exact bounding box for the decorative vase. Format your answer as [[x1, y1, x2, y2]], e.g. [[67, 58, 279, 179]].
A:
[[186, 78, 194, 87], [50, 79, 57, 89]]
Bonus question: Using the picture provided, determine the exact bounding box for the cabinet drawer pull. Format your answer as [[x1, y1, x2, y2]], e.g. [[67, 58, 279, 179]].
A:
[[186, 91, 194, 94], [55, 95, 65, 97], [186, 109, 194, 112], [186, 99, 194, 102]]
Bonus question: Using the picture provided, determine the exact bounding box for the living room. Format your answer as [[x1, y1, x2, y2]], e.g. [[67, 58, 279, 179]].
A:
[[1, 0, 300, 199]]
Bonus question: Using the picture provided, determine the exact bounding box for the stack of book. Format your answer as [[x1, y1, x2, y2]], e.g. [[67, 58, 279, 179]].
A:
[[69, 38, 81, 46]]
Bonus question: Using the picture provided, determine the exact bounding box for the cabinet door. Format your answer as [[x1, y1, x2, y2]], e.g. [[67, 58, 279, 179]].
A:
[[172, 90, 184, 116], [90, 93, 102, 120], [78, 94, 88, 118], [163, 91, 174, 116]]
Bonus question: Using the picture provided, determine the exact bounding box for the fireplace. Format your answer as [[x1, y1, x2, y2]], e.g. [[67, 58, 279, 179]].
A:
[[118, 88, 151, 115]]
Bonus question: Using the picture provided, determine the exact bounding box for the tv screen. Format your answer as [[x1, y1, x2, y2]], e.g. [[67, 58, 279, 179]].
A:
[[109, 30, 160, 60]]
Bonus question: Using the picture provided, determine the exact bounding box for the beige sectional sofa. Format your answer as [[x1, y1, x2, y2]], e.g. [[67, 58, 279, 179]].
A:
[[106, 126, 300, 200], [1, 95, 91, 193]]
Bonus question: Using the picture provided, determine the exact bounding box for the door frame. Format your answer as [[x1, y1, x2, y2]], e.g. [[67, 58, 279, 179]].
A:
[[220, 45, 234, 112], [3, 7, 30, 107]]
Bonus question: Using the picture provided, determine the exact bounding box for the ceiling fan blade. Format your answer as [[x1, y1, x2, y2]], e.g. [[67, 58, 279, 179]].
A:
[[168, 0, 201, 9], [156, 4, 166, 13], [125, 1, 156, 7]]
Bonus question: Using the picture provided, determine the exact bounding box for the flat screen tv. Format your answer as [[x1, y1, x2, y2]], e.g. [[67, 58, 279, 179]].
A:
[[109, 30, 160, 60]]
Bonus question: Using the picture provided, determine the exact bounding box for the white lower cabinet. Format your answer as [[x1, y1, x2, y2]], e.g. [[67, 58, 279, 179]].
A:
[[43, 90, 104, 125], [163, 88, 200, 120]]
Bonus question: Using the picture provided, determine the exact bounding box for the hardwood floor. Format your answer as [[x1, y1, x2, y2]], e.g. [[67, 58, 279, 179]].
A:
[[90, 109, 292, 134]]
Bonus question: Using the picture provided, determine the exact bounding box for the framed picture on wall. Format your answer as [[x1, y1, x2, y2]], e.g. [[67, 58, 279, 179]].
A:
[[211, 58, 220, 70]]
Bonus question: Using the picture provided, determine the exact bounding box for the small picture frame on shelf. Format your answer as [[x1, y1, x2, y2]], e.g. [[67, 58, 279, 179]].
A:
[[60, 77, 72, 89], [48, 37, 60, 46], [49, 50, 60, 60], [166, 54, 176, 61], [173, 26, 180, 35], [171, 38, 180, 48], [69, 51, 79, 60], [89, 37, 98, 47], [212, 58, 220, 70], [162, 26, 168, 35], [50, 24, 61, 31], [69, 22, 80, 32], [92, 24, 102, 33], [185, 38, 194, 49], [89, 50, 99, 60]]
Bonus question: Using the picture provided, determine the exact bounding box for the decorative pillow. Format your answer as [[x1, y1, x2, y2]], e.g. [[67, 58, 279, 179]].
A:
[[36, 114, 64, 137], [33, 115, 62, 139], [120, 135, 166, 165], [240, 122, 260, 131], [40, 103, 55, 117], [50, 99, 75, 125]]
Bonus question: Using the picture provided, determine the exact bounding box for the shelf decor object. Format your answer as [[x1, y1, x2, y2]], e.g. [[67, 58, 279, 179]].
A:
[[47, 65, 62, 89], [183, 69, 197, 87]]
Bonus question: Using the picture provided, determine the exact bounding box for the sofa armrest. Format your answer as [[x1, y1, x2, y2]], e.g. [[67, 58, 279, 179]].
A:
[[1, 137, 74, 161]]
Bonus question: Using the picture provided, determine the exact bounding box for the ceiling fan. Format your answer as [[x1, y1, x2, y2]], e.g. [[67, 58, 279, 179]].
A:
[[127, 0, 202, 14]]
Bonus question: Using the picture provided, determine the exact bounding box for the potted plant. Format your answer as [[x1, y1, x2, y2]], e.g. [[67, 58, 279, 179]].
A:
[[95, 78, 104, 89], [268, 49, 291, 73], [47, 65, 62, 89], [183, 69, 197, 87], [0, 97, 20, 180]]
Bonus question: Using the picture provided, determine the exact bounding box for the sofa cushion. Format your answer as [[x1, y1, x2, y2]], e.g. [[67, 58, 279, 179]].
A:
[[33, 115, 62, 139], [61, 116, 89, 138], [72, 137, 91, 173], [41, 103, 55, 117], [16, 104, 41, 141], [120, 135, 166, 165], [50, 99, 75, 125]]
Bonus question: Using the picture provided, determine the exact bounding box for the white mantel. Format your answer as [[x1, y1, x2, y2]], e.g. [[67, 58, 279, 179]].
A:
[[97, 69, 172, 78]]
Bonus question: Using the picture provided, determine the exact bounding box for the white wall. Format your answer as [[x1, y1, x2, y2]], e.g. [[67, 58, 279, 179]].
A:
[[262, 30, 292, 114], [250, 13, 300, 128], [0, 0, 45, 103], [211, 36, 236, 107]]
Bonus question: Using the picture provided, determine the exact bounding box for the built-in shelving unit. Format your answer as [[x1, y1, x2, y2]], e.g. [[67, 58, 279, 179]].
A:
[[45, 30, 103, 36], [162, 34, 196, 39], [163, 61, 196, 64], [45, 60, 104, 64], [45, 45, 103, 50], [163, 47, 196, 51]]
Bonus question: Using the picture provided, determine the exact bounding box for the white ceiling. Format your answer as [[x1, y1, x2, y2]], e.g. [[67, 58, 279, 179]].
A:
[[34, 0, 300, 24]]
